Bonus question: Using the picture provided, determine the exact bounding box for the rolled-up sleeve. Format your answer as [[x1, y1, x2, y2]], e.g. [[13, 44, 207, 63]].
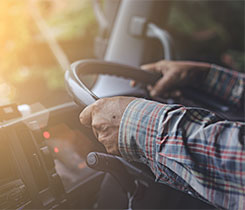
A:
[[119, 99, 245, 210]]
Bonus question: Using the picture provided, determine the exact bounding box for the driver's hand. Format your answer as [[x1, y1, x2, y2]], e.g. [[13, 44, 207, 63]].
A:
[[131, 60, 211, 98], [79, 96, 136, 155]]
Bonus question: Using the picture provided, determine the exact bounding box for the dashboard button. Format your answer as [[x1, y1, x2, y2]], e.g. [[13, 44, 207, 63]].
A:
[[40, 146, 55, 169]]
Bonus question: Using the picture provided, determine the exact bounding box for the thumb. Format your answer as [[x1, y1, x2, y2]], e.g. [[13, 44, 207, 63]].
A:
[[79, 105, 93, 127], [141, 63, 157, 72]]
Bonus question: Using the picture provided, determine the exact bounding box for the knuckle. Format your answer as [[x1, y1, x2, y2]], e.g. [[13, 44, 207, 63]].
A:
[[94, 98, 107, 107], [158, 60, 168, 65], [79, 112, 83, 120], [92, 123, 108, 132], [98, 136, 107, 145]]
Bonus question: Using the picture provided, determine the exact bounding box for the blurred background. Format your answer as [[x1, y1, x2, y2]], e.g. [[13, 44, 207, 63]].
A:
[[0, 0, 97, 107], [0, 0, 244, 108]]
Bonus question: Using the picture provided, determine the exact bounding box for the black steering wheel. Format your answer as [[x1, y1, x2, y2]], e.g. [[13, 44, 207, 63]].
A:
[[65, 59, 161, 107]]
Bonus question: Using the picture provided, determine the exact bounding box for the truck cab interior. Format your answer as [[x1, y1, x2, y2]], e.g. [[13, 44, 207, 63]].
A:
[[0, 1, 244, 209]]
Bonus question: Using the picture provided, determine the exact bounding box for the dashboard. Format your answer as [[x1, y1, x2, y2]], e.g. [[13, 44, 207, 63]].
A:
[[0, 98, 243, 210], [0, 102, 103, 209]]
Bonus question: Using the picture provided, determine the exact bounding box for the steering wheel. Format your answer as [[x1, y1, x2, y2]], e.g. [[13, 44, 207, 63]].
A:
[[65, 59, 161, 107]]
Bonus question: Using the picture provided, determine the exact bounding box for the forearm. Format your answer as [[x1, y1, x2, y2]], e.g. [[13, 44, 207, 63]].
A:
[[119, 99, 245, 209]]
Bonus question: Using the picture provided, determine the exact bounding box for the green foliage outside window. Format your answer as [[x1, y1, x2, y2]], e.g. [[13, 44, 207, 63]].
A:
[[0, 0, 97, 106]]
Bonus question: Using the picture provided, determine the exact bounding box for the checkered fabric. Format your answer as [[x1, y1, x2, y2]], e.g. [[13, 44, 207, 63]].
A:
[[202, 64, 244, 107], [119, 66, 245, 210]]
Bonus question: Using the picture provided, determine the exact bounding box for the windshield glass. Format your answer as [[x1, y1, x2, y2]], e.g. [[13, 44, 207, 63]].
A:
[[0, 0, 244, 110], [0, 0, 97, 108], [167, 1, 244, 71]]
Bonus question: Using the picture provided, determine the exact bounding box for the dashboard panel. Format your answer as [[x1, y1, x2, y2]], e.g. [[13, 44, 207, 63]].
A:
[[0, 102, 103, 209]]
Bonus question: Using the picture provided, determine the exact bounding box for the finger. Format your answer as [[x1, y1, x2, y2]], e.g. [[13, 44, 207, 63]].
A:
[[147, 85, 153, 91], [141, 63, 157, 71], [150, 75, 176, 97], [154, 60, 169, 70], [79, 105, 94, 127], [130, 80, 136, 87], [92, 127, 98, 138]]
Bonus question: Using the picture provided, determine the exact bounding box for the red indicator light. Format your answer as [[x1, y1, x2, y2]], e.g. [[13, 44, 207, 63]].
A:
[[54, 147, 59, 153], [78, 162, 86, 169], [43, 131, 50, 139]]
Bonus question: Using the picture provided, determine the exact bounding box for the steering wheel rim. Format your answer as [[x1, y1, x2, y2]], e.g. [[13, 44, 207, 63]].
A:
[[65, 59, 161, 107]]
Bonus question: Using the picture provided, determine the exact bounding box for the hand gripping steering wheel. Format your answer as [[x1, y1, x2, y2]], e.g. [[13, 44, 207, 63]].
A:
[[65, 59, 159, 195]]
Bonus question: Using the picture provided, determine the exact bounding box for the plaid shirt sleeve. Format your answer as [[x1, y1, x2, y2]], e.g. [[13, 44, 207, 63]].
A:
[[119, 99, 245, 210], [200, 64, 244, 107]]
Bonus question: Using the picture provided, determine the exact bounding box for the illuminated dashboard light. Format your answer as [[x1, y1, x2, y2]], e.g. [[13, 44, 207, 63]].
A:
[[54, 147, 59, 153], [43, 131, 50, 139], [78, 162, 86, 169]]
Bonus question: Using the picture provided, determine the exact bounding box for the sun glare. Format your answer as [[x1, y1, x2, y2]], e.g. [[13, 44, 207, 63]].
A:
[[0, 0, 96, 107]]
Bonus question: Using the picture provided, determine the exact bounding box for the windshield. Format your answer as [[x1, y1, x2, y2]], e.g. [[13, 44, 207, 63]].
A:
[[167, 1, 244, 71], [0, 0, 244, 110], [0, 0, 97, 108]]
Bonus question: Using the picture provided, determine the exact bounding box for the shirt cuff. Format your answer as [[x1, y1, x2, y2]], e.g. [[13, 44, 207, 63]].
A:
[[201, 64, 244, 106], [118, 98, 167, 165]]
